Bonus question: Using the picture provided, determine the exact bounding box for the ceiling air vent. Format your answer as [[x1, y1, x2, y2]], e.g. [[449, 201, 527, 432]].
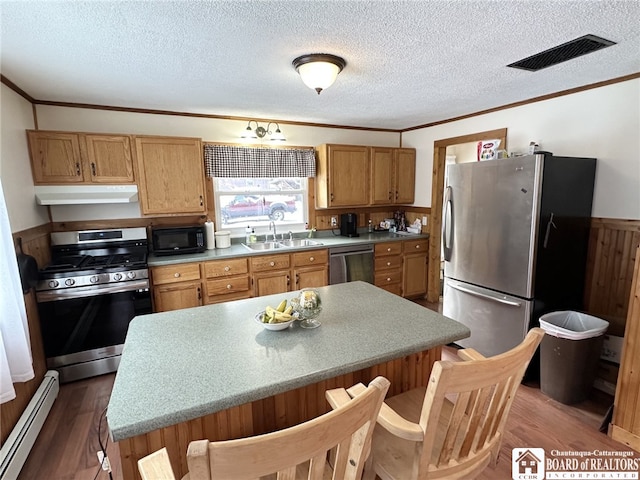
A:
[[507, 34, 616, 72]]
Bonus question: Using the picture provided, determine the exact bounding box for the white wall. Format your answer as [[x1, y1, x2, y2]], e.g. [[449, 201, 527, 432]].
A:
[[34, 106, 400, 221], [0, 84, 49, 232], [403, 78, 640, 220]]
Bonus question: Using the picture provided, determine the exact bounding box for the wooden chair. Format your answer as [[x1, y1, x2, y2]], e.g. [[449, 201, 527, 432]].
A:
[[138, 376, 390, 480], [347, 328, 545, 480]]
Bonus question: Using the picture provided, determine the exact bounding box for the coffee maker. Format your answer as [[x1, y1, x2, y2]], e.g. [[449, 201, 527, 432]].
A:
[[340, 213, 359, 237]]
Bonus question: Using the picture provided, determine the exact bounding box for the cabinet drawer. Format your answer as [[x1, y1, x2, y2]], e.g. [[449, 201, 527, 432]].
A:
[[403, 239, 428, 253], [292, 249, 328, 267], [378, 282, 403, 296], [205, 275, 251, 296], [375, 255, 403, 271], [375, 269, 403, 286], [251, 254, 290, 272], [203, 258, 249, 278], [152, 263, 201, 285], [375, 242, 403, 256]]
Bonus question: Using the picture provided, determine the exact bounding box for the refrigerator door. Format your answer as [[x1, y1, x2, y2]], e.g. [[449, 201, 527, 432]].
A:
[[443, 155, 543, 299], [443, 279, 533, 357]]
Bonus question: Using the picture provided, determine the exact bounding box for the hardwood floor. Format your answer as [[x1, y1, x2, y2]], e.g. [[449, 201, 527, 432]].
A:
[[16, 298, 638, 480]]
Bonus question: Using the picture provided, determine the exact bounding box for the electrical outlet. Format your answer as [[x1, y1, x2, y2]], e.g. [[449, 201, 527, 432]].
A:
[[331, 216, 338, 227], [422, 216, 428, 227]]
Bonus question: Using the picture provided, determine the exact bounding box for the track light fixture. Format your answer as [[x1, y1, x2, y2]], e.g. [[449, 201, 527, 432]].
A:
[[240, 121, 286, 141], [292, 53, 346, 95]]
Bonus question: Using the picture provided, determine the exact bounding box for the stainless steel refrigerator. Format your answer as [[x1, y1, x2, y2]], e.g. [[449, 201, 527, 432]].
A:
[[442, 153, 596, 358]]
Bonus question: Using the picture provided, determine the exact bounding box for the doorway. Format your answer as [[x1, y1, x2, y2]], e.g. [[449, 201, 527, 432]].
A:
[[426, 128, 508, 302]]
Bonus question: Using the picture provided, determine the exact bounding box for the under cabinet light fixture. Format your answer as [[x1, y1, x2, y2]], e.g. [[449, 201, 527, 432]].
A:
[[241, 121, 286, 141], [293, 53, 346, 95]]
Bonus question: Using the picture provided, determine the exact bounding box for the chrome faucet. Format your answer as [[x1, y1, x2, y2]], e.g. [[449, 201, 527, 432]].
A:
[[269, 221, 277, 241], [288, 231, 293, 241]]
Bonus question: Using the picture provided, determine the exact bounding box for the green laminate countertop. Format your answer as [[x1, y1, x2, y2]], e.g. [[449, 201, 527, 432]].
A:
[[147, 231, 429, 266], [106, 281, 468, 441]]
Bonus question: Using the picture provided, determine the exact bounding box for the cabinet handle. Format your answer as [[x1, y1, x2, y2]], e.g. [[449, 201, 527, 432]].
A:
[[227, 284, 232, 289], [395, 191, 399, 200], [199, 195, 204, 206], [91, 162, 96, 176], [296, 274, 300, 284], [415, 245, 420, 249], [388, 192, 392, 200], [387, 247, 391, 252], [270, 261, 275, 267], [286, 275, 290, 286], [76, 162, 81, 176], [197, 287, 201, 300], [174, 273, 180, 278], [224, 266, 230, 272], [387, 261, 391, 266], [309, 256, 315, 262], [387, 277, 392, 282], [330, 193, 334, 201]]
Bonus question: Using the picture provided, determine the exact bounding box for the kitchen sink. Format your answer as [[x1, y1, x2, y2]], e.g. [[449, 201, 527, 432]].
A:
[[242, 239, 324, 251], [278, 239, 324, 248], [242, 241, 284, 251]]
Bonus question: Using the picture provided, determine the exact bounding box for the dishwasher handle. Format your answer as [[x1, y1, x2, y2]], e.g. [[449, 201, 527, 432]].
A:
[[329, 244, 374, 256]]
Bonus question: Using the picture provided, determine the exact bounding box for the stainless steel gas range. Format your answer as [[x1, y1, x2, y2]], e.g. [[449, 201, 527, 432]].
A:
[[35, 228, 152, 383]]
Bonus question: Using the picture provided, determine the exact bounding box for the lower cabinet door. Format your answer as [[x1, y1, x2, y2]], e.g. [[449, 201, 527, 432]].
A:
[[154, 281, 202, 312], [253, 270, 290, 297], [294, 267, 328, 290]]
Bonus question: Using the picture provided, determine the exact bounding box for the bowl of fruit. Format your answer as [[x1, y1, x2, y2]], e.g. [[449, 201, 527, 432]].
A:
[[255, 299, 295, 331]]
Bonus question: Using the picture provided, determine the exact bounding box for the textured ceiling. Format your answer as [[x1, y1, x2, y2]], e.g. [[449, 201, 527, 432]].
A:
[[1, 1, 639, 130]]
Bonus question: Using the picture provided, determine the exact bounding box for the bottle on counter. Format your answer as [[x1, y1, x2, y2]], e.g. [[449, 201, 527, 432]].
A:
[[250, 228, 257, 244], [245, 226, 252, 244], [368, 219, 373, 233]]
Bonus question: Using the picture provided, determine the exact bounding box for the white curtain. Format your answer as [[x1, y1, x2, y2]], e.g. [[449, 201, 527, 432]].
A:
[[0, 182, 34, 403]]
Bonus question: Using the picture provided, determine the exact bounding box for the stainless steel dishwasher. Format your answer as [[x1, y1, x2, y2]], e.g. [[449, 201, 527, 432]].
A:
[[329, 244, 374, 285]]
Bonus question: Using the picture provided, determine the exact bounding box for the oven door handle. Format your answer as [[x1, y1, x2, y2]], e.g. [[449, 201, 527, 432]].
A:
[[36, 279, 150, 303]]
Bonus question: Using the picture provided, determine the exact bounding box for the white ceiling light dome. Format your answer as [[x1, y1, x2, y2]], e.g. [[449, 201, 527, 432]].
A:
[[292, 54, 346, 95]]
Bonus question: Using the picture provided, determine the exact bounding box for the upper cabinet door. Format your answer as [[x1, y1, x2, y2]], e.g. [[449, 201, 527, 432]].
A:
[[28, 131, 85, 184], [370, 147, 394, 205], [394, 148, 416, 204], [84, 135, 135, 183], [134, 136, 206, 215], [316, 144, 369, 208], [27, 130, 136, 185]]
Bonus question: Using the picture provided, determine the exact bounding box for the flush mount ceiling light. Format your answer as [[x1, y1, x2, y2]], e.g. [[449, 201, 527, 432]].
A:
[[240, 121, 286, 141], [292, 53, 346, 95]]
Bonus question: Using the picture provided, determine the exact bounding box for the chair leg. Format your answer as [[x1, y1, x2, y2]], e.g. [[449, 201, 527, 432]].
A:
[[362, 454, 376, 480]]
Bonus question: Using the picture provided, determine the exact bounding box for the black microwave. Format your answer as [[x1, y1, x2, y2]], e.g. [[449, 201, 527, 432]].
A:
[[151, 226, 205, 256]]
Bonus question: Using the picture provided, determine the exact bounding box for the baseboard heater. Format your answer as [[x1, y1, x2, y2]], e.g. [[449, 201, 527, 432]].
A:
[[0, 371, 59, 480]]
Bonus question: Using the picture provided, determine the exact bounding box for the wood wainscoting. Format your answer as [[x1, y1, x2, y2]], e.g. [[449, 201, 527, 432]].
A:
[[1, 225, 51, 447], [585, 218, 640, 337]]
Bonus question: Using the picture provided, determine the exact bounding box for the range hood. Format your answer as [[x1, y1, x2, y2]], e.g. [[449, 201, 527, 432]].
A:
[[34, 185, 139, 205]]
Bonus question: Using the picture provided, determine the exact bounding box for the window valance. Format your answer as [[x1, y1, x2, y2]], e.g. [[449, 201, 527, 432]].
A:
[[204, 144, 316, 178]]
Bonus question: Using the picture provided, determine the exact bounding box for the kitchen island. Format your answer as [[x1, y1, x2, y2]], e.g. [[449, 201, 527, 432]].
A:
[[107, 281, 469, 480]]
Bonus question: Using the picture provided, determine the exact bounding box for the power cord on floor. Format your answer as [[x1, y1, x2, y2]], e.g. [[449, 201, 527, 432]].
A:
[[93, 406, 113, 480]]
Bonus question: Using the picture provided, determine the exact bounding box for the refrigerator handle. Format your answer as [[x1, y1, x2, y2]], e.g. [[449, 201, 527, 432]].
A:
[[442, 186, 453, 261], [447, 280, 523, 307], [543, 212, 557, 249]]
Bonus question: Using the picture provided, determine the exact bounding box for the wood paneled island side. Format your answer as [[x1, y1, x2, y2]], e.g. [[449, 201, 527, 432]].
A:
[[107, 281, 469, 480]]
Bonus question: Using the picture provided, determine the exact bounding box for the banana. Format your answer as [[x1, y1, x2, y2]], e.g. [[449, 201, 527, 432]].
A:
[[276, 299, 288, 312], [274, 312, 292, 323], [284, 305, 293, 315], [265, 306, 277, 317]]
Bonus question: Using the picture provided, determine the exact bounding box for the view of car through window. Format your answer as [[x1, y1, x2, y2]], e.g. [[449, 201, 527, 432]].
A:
[[214, 177, 307, 235]]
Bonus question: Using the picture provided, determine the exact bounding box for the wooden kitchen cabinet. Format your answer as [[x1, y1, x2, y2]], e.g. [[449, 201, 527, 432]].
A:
[[292, 249, 328, 290], [27, 130, 134, 184], [134, 135, 206, 215], [251, 254, 291, 297], [403, 239, 428, 298], [202, 258, 250, 304], [315, 144, 369, 208], [151, 263, 202, 312], [374, 242, 403, 296], [370, 147, 416, 205]]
